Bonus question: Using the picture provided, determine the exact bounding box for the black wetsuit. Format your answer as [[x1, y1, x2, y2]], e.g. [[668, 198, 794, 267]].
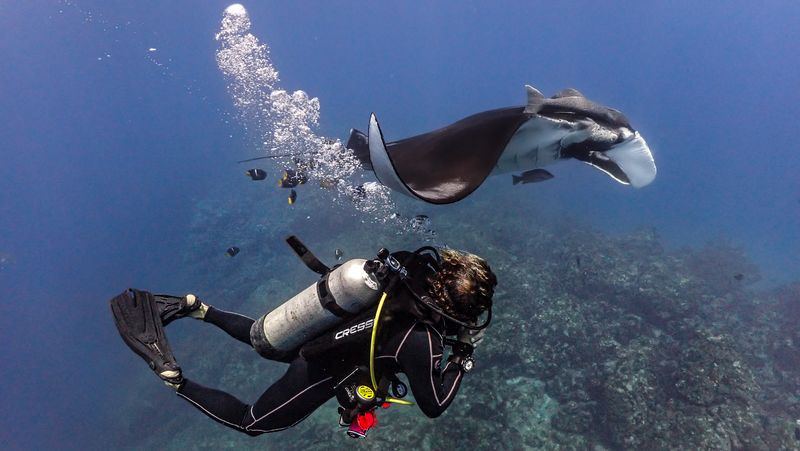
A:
[[177, 300, 466, 436]]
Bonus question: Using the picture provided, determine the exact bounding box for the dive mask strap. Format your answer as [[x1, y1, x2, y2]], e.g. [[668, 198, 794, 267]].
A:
[[417, 295, 492, 331]]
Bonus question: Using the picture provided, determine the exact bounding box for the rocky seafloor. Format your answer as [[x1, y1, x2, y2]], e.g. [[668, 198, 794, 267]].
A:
[[114, 184, 800, 450]]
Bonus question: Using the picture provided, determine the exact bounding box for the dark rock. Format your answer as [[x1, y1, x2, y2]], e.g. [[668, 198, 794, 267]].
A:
[[673, 331, 757, 407]]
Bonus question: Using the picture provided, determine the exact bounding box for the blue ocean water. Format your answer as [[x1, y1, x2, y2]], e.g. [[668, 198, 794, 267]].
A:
[[1, 1, 798, 449]]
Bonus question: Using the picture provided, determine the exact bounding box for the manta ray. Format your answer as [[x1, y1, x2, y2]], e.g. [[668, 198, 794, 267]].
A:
[[346, 85, 657, 204]]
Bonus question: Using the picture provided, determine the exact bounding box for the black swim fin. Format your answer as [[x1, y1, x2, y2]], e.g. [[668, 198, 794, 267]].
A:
[[154, 293, 200, 326], [110, 289, 182, 384]]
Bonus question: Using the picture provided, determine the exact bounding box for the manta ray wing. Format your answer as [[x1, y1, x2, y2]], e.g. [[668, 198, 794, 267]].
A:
[[376, 107, 528, 204]]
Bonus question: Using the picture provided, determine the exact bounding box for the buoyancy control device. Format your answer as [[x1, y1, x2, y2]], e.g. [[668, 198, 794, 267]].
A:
[[250, 236, 385, 361]]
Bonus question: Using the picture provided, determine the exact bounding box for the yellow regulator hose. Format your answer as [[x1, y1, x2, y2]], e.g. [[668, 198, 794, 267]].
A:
[[369, 291, 414, 406]]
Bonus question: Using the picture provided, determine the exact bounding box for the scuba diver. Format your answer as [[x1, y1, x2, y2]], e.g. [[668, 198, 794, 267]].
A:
[[111, 238, 496, 438]]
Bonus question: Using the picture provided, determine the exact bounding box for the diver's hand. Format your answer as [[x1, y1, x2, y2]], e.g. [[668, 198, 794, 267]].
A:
[[457, 327, 485, 349], [448, 327, 485, 374]]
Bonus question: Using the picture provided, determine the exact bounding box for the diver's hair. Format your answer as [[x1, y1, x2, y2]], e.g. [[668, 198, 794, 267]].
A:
[[427, 249, 497, 323]]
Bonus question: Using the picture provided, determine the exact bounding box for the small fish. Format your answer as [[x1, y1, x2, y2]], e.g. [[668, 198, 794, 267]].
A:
[[288, 189, 297, 205], [225, 246, 240, 257], [279, 169, 308, 188], [575, 256, 582, 270], [512, 169, 554, 185], [335, 248, 344, 261], [733, 273, 744, 281], [279, 178, 298, 189], [245, 168, 267, 181]]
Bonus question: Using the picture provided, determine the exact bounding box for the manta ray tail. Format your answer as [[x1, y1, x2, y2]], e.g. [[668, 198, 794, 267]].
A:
[[346, 128, 372, 170]]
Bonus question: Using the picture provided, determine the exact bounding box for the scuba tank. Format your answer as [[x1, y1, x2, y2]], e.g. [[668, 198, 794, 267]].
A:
[[250, 238, 382, 361]]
